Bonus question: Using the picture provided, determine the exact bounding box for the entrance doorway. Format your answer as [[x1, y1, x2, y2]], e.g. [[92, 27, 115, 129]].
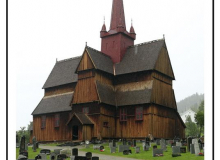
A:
[[72, 125, 78, 140]]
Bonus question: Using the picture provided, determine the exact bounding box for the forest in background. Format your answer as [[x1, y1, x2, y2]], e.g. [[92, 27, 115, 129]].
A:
[[177, 93, 204, 114]]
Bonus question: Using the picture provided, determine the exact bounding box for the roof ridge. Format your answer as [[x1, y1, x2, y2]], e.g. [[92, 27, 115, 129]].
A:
[[128, 38, 164, 48], [86, 46, 112, 59], [57, 56, 81, 63]]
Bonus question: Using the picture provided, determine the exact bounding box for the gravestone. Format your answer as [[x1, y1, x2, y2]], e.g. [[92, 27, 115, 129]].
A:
[[145, 137, 150, 143], [194, 141, 200, 156], [119, 145, 130, 152], [156, 139, 160, 145], [176, 142, 182, 147], [92, 157, 99, 160], [85, 152, 92, 160], [19, 136, 28, 158], [100, 146, 104, 151], [60, 148, 71, 157], [180, 147, 186, 153], [54, 149, 62, 155], [70, 156, 75, 160], [190, 144, 195, 154], [109, 142, 113, 148], [74, 156, 87, 160], [160, 139, 167, 152], [187, 137, 193, 152], [152, 149, 163, 157], [32, 136, 37, 152], [112, 139, 116, 147], [57, 154, 68, 160], [39, 153, 47, 160], [35, 155, 41, 160], [40, 149, 51, 155], [123, 150, 132, 155], [128, 141, 132, 146], [132, 139, 136, 147], [72, 148, 78, 156], [93, 145, 101, 150], [17, 155, 27, 160], [16, 134, 20, 148], [135, 146, 140, 153], [50, 152, 57, 160], [172, 146, 181, 157], [123, 139, 127, 145], [110, 147, 116, 153], [143, 144, 150, 151]]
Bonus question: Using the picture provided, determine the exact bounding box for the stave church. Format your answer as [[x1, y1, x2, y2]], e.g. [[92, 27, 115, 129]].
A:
[[31, 0, 185, 142]]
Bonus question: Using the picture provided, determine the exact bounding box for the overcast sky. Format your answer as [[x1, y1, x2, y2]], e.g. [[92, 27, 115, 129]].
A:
[[9, 0, 206, 131]]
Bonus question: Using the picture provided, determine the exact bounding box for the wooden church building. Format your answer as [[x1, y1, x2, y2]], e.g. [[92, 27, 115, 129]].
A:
[[31, 0, 185, 142]]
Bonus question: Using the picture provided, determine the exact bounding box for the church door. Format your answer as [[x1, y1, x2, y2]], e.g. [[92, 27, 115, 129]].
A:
[[72, 125, 78, 140]]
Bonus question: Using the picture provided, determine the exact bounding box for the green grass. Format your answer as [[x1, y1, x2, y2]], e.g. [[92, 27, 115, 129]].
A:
[[80, 142, 205, 160]]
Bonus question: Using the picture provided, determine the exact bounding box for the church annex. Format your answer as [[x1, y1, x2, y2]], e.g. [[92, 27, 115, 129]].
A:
[[31, 0, 185, 142]]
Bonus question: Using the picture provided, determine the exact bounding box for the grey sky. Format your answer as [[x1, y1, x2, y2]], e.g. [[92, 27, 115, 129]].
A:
[[11, 0, 204, 130]]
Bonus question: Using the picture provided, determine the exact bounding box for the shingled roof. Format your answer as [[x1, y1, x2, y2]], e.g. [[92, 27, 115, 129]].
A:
[[115, 39, 165, 75], [116, 89, 152, 106], [43, 57, 81, 89], [86, 47, 114, 74], [66, 113, 94, 125], [96, 80, 152, 107], [32, 92, 73, 115], [96, 81, 116, 106]]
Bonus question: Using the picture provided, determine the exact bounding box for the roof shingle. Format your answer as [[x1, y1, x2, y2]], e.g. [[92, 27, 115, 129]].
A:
[[32, 92, 73, 115]]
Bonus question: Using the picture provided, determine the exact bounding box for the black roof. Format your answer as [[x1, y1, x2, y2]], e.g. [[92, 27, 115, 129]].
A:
[[43, 57, 81, 89], [86, 47, 114, 74], [115, 39, 165, 75], [32, 92, 73, 115]]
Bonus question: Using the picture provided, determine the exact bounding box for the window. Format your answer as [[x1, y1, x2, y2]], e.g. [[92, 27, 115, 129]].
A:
[[82, 107, 89, 114], [135, 107, 143, 120], [103, 122, 109, 128], [41, 115, 46, 129], [54, 114, 60, 127], [120, 108, 127, 121]]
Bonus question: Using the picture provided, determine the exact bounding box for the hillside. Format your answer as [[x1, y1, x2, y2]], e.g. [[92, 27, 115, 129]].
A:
[[177, 93, 204, 114]]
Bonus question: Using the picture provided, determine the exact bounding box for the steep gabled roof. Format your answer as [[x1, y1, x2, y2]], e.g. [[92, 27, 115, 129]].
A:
[[66, 112, 94, 125], [32, 92, 73, 115], [86, 47, 114, 74], [115, 39, 165, 75], [43, 57, 81, 89]]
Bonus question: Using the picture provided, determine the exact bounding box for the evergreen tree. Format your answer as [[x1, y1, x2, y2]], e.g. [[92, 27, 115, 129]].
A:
[[185, 115, 199, 137], [195, 100, 204, 136]]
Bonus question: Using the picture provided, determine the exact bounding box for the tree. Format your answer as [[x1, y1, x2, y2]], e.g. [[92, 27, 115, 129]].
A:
[[195, 100, 204, 136], [185, 115, 199, 137], [16, 121, 33, 144]]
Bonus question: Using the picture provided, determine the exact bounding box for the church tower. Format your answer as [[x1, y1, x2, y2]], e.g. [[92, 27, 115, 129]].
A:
[[100, 0, 136, 63]]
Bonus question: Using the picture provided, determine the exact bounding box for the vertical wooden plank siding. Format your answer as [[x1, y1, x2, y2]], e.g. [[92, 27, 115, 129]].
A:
[[154, 47, 175, 79], [33, 112, 71, 142], [77, 51, 95, 72]]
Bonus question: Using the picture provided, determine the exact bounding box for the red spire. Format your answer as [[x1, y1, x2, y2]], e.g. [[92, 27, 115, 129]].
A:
[[110, 0, 126, 31]]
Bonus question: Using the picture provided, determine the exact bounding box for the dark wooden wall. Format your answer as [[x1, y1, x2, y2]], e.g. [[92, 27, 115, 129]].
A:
[[33, 112, 72, 142]]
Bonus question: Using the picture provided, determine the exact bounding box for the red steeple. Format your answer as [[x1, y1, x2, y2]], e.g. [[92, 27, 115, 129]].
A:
[[100, 0, 136, 63]]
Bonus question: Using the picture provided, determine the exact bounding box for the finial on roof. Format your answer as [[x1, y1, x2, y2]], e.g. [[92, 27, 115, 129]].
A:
[[104, 16, 105, 24], [131, 19, 133, 26], [56, 58, 58, 62], [163, 34, 165, 39], [85, 42, 87, 47]]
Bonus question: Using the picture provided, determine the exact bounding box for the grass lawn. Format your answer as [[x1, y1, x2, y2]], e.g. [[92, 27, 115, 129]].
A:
[[80, 142, 205, 160]]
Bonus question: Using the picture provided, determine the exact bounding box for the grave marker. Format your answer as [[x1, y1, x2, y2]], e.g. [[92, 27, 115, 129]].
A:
[[194, 141, 200, 156], [54, 149, 62, 155], [135, 146, 140, 153], [160, 139, 167, 151], [172, 146, 181, 157], [110, 147, 116, 153], [32, 136, 36, 152], [72, 148, 78, 156], [190, 144, 195, 154], [50, 152, 57, 160], [152, 149, 163, 157], [187, 137, 193, 152]]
